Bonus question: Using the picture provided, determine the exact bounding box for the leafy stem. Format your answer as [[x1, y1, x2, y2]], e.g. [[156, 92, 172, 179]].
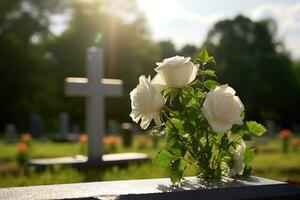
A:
[[202, 63, 205, 90]]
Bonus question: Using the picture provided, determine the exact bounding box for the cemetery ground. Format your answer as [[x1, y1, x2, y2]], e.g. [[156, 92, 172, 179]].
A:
[[0, 135, 299, 188]]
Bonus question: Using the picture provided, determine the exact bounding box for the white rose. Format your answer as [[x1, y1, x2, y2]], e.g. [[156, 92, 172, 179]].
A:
[[228, 140, 246, 177], [154, 56, 199, 88], [130, 75, 165, 129], [203, 84, 244, 133]]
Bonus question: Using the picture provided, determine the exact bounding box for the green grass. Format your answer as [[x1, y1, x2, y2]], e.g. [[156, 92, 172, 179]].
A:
[[0, 136, 299, 188]]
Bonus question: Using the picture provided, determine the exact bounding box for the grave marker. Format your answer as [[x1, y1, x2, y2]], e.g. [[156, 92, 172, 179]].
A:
[[59, 112, 69, 138], [29, 114, 43, 138], [4, 124, 17, 143], [65, 47, 123, 163]]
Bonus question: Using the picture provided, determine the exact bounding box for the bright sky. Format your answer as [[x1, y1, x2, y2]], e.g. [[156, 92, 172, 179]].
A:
[[50, 0, 300, 59], [136, 0, 300, 59]]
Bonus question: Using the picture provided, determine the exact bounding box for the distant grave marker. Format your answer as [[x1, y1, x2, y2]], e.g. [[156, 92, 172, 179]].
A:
[[59, 112, 69, 138], [108, 119, 119, 134], [266, 120, 277, 135], [4, 124, 17, 143], [121, 122, 133, 147], [71, 124, 81, 134], [29, 114, 43, 138]]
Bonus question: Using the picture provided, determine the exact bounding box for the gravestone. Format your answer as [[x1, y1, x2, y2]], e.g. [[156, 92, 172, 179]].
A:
[[53, 112, 78, 142], [265, 120, 277, 135], [108, 119, 119, 134], [1, 176, 299, 200], [71, 123, 81, 134], [29, 114, 43, 138], [4, 124, 17, 143], [29, 46, 149, 167], [59, 112, 69, 138], [121, 122, 133, 147]]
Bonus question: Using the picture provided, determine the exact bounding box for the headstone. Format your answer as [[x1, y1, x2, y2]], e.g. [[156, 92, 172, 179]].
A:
[[29, 114, 43, 138], [1, 176, 299, 200], [266, 120, 277, 135], [53, 112, 79, 142], [65, 46, 123, 163], [121, 122, 133, 147], [4, 124, 17, 143], [71, 124, 81, 134], [59, 112, 69, 138], [292, 123, 300, 134], [108, 119, 119, 134]]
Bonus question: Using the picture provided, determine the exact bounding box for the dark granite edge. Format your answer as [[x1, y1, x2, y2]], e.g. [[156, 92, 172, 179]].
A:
[[114, 184, 300, 200]]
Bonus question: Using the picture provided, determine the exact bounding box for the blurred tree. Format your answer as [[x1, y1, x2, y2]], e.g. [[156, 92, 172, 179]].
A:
[[158, 40, 177, 59], [0, 0, 68, 130], [47, 0, 160, 127], [204, 15, 300, 125], [179, 44, 197, 57]]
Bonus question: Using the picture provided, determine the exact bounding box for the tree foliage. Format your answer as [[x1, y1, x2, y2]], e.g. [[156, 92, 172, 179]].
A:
[[204, 15, 300, 125]]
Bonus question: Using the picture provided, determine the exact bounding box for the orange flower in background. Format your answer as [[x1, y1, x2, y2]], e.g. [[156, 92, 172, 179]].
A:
[[103, 135, 121, 145], [17, 143, 29, 153], [291, 139, 299, 146], [79, 134, 88, 143], [21, 133, 32, 142], [279, 129, 293, 138], [136, 135, 151, 143]]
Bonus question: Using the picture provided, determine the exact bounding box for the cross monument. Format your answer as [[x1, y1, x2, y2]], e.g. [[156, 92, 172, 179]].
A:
[[65, 47, 123, 163]]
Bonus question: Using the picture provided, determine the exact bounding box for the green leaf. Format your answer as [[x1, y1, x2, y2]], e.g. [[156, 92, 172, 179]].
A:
[[163, 88, 179, 103], [220, 133, 230, 151], [170, 169, 183, 183], [189, 79, 202, 86], [169, 90, 179, 103], [182, 86, 194, 95], [204, 56, 215, 64], [163, 88, 173, 96], [198, 47, 209, 61], [193, 46, 215, 65], [244, 149, 255, 164], [191, 136, 200, 154], [204, 80, 220, 90], [183, 121, 195, 133], [169, 143, 184, 157], [195, 89, 205, 99], [154, 149, 177, 168], [242, 133, 252, 141], [231, 124, 242, 134], [246, 121, 267, 136], [242, 165, 252, 177], [165, 136, 178, 149], [203, 69, 217, 78], [170, 118, 184, 130]]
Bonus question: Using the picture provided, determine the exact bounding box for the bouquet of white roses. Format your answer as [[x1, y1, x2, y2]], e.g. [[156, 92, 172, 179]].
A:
[[130, 47, 267, 183]]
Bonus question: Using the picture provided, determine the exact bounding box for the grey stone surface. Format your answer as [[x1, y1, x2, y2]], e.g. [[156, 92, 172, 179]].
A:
[[0, 176, 299, 200]]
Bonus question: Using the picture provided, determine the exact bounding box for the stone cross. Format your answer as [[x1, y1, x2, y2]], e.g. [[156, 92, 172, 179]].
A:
[[65, 47, 123, 163]]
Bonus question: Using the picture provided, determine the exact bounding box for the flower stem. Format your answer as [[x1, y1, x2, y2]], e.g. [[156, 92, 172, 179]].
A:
[[202, 63, 205, 90], [205, 130, 209, 146], [229, 135, 243, 145]]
